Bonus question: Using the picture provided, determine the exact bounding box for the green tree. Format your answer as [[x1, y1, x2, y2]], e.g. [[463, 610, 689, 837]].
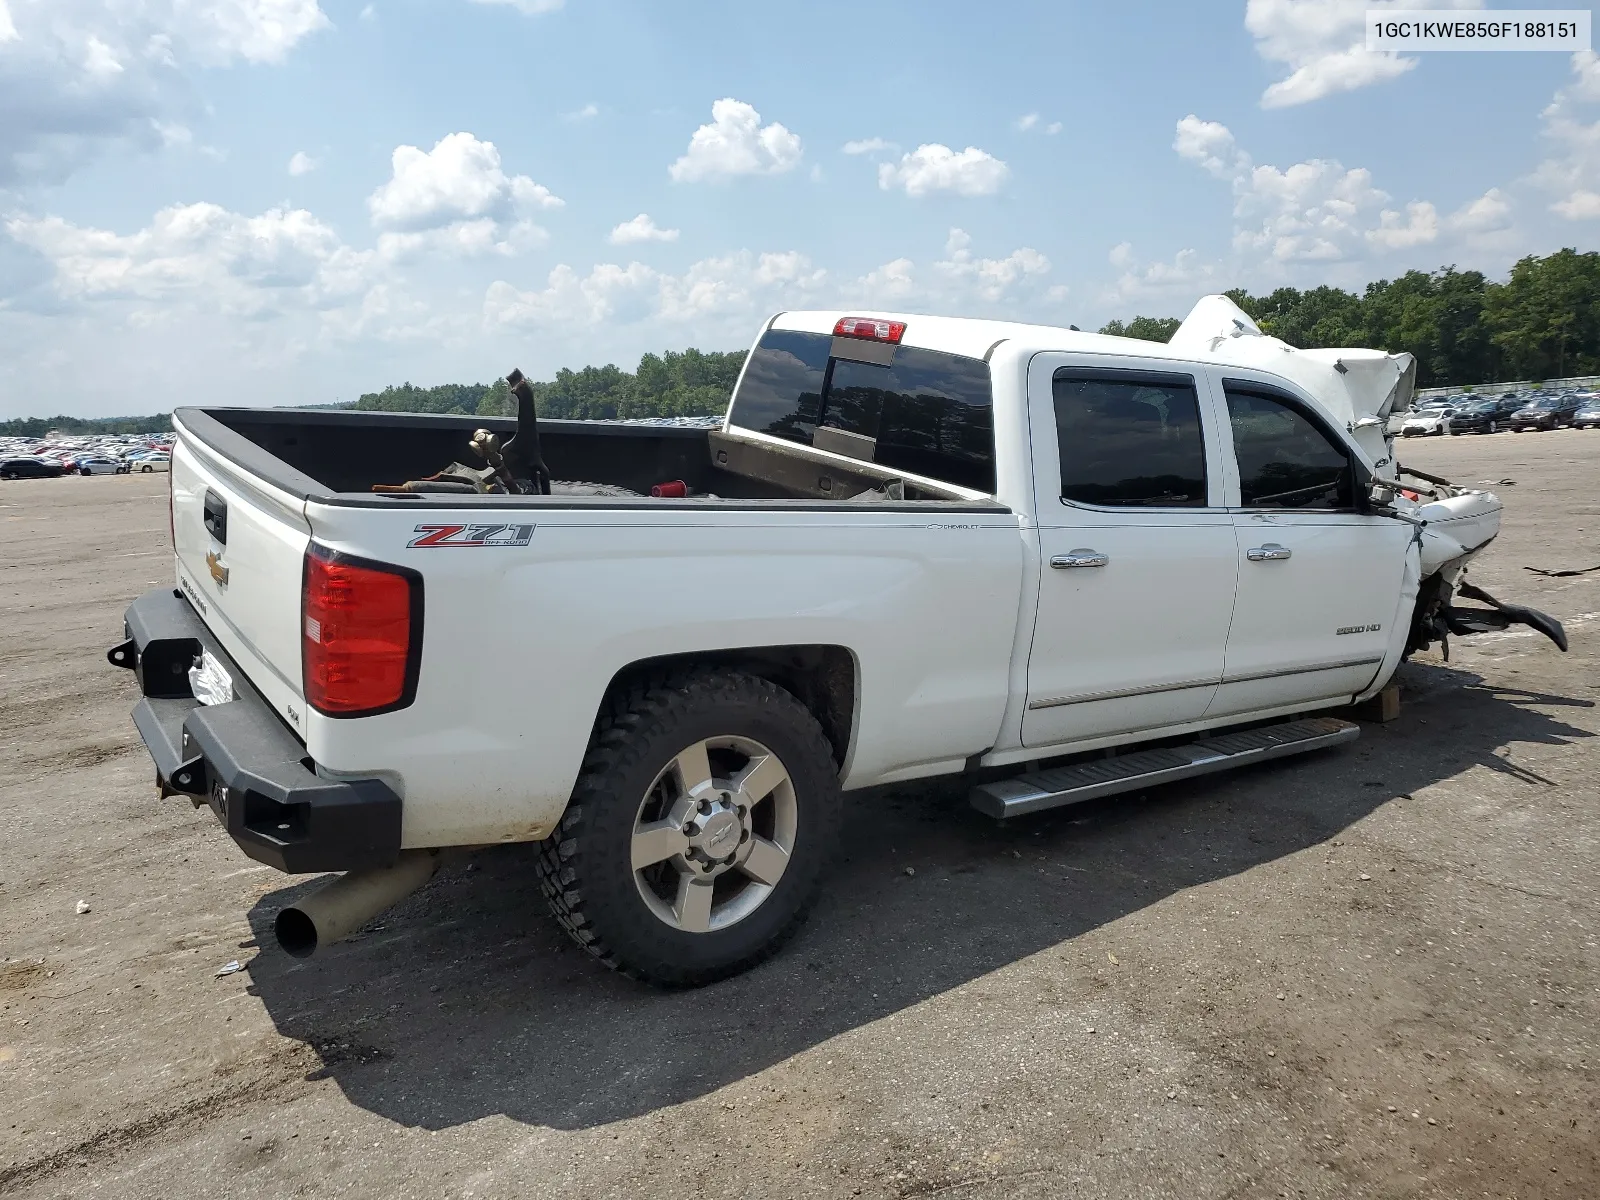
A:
[[1098, 316, 1181, 341], [476, 378, 512, 417]]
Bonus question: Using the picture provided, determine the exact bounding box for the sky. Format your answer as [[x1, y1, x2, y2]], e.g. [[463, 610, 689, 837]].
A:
[[1, 0, 1598, 418]]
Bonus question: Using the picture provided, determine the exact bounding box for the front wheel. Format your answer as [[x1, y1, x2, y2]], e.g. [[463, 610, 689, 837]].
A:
[[537, 670, 842, 986], [139, 464, 152, 472]]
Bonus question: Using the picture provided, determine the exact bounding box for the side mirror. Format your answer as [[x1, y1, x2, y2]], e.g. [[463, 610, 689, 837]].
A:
[[1360, 471, 1398, 511]]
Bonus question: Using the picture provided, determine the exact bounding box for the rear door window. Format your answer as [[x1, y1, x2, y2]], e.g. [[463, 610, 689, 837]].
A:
[[728, 329, 996, 492], [1052, 371, 1208, 507]]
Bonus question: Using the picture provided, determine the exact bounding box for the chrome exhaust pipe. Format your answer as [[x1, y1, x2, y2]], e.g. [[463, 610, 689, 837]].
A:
[[274, 850, 440, 958]]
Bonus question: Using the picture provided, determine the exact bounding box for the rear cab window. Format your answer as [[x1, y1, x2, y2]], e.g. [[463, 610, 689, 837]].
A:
[[728, 327, 997, 493]]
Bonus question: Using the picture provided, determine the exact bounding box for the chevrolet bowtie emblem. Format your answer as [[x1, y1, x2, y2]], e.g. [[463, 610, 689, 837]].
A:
[[206, 551, 229, 586]]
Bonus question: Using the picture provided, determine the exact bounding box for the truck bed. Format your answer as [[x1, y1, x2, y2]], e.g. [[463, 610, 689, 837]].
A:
[[183, 408, 984, 506]]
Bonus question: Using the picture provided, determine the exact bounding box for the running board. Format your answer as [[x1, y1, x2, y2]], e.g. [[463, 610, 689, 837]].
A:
[[970, 716, 1360, 819]]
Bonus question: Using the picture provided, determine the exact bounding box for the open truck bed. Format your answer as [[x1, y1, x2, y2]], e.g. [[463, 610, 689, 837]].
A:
[[185, 407, 982, 506]]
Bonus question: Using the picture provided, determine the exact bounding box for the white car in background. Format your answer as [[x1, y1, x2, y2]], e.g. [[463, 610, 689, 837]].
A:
[[1400, 405, 1454, 436], [130, 453, 170, 473]]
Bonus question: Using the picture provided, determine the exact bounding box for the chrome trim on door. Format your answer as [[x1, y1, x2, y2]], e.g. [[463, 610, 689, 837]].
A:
[[1221, 655, 1384, 685], [1027, 676, 1218, 710], [1246, 543, 1292, 562], [1049, 549, 1110, 569]]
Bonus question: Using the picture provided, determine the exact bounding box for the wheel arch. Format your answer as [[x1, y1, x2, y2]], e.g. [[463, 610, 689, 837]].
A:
[[599, 645, 858, 772]]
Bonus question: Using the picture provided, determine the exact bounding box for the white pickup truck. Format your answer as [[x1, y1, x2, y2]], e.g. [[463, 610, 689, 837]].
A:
[[111, 296, 1566, 985]]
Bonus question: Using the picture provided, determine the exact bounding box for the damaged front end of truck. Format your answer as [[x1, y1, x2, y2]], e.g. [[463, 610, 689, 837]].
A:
[[1173, 296, 1570, 664]]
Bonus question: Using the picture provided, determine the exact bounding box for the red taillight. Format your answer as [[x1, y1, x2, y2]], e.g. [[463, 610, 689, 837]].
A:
[[833, 316, 906, 344], [302, 545, 422, 717]]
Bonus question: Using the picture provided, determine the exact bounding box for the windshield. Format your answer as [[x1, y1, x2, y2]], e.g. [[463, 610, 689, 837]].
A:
[[1530, 397, 1561, 408]]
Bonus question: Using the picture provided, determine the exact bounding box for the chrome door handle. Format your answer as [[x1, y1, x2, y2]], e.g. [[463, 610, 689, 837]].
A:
[[1050, 549, 1109, 569], [1247, 543, 1292, 562]]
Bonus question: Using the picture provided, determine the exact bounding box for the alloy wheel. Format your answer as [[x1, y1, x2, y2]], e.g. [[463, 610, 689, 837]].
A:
[[630, 736, 798, 934]]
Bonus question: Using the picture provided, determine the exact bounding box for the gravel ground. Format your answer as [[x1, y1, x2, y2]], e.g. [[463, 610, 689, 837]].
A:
[[1, 429, 1596, 1199]]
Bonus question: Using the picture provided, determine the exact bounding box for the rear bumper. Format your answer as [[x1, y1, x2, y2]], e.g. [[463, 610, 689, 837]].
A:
[[111, 588, 402, 874]]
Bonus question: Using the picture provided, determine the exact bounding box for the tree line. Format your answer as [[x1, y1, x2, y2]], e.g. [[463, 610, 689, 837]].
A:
[[0, 413, 172, 437], [1101, 249, 1600, 389], [355, 347, 746, 421]]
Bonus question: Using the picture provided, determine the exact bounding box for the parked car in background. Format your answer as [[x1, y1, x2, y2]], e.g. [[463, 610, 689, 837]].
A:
[[1572, 394, 1600, 429], [1446, 399, 1505, 434], [130, 454, 170, 473], [1401, 405, 1455, 436], [76, 456, 132, 475], [0, 456, 67, 480], [1508, 393, 1582, 431]]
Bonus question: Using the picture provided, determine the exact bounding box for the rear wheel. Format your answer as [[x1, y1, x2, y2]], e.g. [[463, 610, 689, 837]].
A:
[[537, 669, 842, 986], [140, 464, 152, 472]]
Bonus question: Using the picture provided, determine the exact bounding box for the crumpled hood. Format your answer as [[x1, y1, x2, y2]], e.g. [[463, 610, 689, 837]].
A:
[[1169, 295, 1417, 472]]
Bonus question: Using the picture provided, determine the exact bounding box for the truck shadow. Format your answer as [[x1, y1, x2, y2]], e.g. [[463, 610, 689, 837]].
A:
[[242, 661, 1592, 1133]]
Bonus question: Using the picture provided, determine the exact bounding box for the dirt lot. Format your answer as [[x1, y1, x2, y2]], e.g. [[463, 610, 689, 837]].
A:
[[2, 430, 1597, 1200]]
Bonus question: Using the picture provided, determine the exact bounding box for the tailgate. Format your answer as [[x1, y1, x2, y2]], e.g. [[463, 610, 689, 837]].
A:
[[171, 426, 312, 735]]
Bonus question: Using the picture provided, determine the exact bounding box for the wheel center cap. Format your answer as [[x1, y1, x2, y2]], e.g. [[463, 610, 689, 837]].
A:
[[699, 810, 741, 855]]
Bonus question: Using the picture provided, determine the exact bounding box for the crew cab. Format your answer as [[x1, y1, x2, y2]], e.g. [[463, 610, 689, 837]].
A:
[[110, 297, 1566, 985]]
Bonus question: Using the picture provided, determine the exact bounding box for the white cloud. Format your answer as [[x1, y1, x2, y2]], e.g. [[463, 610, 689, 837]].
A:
[[0, 0, 330, 182], [1245, 0, 1482, 108], [1367, 200, 1439, 250], [153, 121, 192, 149], [564, 102, 599, 121], [609, 213, 679, 245], [1173, 113, 1522, 285], [366, 132, 561, 258], [288, 150, 317, 176], [1173, 115, 1248, 180], [485, 251, 826, 331], [669, 98, 802, 182], [842, 137, 895, 155], [6, 202, 370, 315], [1016, 112, 1039, 132], [877, 144, 1009, 197], [468, 0, 565, 12], [486, 230, 1056, 337], [1534, 52, 1600, 219], [360, 4, 376, 20], [1101, 245, 1222, 308], [934, 227, 1048, 301], [1447, 187, 1513, 234], [1045, 122, 1062, 136], [851, 256, 917, 304]]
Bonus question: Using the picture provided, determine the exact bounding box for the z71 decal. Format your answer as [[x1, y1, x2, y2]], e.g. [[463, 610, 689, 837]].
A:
[[408, 523, 535, 548]]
